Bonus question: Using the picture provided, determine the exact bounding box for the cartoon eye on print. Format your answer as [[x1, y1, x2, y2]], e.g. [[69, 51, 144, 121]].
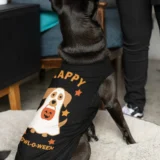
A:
[[51, 92, 57, 98], [58, 93, 63, 100]]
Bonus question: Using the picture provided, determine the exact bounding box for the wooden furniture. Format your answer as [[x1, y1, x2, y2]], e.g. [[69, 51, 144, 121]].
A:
[[97, 2, 108, 31], [0, 4, 40, 110], [0, 83, 21, 110], [41, 57, 62, 70]]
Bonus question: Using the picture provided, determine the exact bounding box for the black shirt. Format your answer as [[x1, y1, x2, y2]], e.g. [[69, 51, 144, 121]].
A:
[[15, 58, 114, 160]]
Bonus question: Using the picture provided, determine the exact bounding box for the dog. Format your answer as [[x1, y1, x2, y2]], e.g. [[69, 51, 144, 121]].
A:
[[50, 0, 135, 143], [15, 0, 135, 160]]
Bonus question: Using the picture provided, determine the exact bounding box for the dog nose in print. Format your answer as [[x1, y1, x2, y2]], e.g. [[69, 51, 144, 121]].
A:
[[49, 100, 57, 107], [52, 100, 56, 104]]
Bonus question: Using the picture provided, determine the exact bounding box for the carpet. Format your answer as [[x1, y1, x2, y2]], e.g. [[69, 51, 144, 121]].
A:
[[0, 110, 160, 160]]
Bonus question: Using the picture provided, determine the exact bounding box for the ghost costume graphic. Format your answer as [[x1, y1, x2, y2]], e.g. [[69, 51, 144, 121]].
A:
[[28, 88, 72, 137]]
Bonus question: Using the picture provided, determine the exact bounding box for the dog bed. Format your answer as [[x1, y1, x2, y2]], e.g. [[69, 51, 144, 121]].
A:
[[0, 110, 160, 160]]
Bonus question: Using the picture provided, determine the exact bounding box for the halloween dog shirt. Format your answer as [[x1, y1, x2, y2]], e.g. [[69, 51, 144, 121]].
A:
[[15, 58, 114, 160]]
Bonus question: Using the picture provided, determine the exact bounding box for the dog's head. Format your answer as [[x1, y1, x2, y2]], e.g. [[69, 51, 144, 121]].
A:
[[43, 88, 72, 108], [50, 0, 99, 17], [49, 0, 106, 64], [40, 88, 72, 121]]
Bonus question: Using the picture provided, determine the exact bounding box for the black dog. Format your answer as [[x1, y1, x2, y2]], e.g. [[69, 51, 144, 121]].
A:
[[50, 0, 135, 143], [15, 0, 135, 160]]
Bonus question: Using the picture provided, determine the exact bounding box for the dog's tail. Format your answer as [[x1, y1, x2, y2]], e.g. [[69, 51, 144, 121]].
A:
[[0, 151, 11, 160]]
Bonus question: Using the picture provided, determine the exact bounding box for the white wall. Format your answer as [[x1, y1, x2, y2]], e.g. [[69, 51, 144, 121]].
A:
[[149, 13, 160, 60]]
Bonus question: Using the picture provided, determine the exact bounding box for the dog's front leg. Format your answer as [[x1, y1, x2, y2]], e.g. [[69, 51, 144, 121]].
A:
[[106, 98, 136, 144], [98, 73, 135, 144]]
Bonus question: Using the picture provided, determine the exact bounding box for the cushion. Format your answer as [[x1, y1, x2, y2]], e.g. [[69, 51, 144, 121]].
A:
[[11, 0, 52, 11], [0, 110, 160, 160], [105, 8, 123, 48], [41, 24, 62, 57], [40, 11, 59, 32], [100, 0, 117, 8]]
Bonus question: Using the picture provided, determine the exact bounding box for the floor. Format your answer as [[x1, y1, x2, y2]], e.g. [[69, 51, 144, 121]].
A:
[[0, 60, 160, 125]]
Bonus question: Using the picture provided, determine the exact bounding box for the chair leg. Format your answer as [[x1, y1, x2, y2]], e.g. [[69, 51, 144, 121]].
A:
[[8, 83, 21, 110]]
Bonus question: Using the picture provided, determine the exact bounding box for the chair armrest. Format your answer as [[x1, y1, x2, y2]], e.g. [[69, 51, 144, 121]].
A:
[[97, 2, 107, 31]]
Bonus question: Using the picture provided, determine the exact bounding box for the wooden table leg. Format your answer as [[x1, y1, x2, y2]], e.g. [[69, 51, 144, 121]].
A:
[[8, 83, 21, 110]]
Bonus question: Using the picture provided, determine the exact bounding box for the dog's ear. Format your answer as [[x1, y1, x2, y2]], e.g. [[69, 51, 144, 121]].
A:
[[0, 151, 11, 160], [50, 0, 63, 14], [64, 91, 72, 107], [87, 0, 100, 22], [43, 88, 56, 99]]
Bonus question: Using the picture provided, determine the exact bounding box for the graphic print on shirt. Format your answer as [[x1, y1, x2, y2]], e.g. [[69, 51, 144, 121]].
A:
[[17, 60, 114, 155], [28, 87, 72, 137]]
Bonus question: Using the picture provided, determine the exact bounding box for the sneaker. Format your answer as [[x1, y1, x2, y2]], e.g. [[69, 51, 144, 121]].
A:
[[122, 103, 143, 118]]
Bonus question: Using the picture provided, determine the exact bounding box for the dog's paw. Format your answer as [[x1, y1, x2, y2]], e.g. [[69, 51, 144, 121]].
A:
[[123, 132, 136, 144], [87, 134, 99, 142], [92, 135, 99, 142]]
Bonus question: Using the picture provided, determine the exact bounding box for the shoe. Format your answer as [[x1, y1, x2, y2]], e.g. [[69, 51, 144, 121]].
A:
[[122, 103, 143, 118]]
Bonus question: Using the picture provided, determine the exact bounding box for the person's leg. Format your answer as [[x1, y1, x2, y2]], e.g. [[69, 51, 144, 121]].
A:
[[116, 0, 153, 118]]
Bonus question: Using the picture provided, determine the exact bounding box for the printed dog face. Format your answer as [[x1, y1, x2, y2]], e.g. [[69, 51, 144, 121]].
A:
[[41, 88, 71, 121], [43, 88, 72, 108]]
